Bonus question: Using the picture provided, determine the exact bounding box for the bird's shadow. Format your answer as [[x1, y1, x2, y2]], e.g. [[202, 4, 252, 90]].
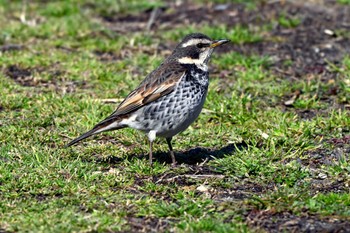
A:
[[97, 142, 247, 165]]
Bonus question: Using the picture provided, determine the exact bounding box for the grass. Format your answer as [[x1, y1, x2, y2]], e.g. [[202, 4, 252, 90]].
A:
[[1, 0, 350, 232], [338, 0, 350, 4]]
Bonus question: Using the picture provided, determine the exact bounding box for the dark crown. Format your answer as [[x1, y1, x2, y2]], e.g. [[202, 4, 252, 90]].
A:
[[180, 33, 212, 44], [166, 33, 229, 65]]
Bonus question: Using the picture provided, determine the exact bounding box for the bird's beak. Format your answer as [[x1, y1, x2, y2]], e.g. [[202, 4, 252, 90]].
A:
[[210, 39, 230, 48]]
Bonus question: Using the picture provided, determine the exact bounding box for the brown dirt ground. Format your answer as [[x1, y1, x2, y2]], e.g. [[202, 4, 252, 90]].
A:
[[4, 64, 89, 93], [247, 210, 350, 233]]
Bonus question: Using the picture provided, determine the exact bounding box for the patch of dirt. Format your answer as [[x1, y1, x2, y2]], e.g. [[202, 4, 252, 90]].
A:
[[125, 216, 173, 233], [93, 50, 121, 62], [247, 210, 350, 233], [0, 44, 24, 52], [4, 64, 90, 93], [302, 146, 350, 169], [329, 135, 350, 145], [310, 179, 350, 194], [295, 109, 319, 120], [292, 107, 346, 120], [301, 144, 350, 194], [31, 193, 63, 202], [213, 182, 267, 201], [5, 65, 32, 85]]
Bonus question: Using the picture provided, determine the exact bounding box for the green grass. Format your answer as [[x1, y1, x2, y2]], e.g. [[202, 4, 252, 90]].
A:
[[338, 0, 350, 4], [278, 14, 301, 28], [1, 1, 350, 232]]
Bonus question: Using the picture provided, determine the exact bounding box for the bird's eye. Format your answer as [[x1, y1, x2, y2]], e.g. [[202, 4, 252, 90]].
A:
[[196, 43, 209, 48]]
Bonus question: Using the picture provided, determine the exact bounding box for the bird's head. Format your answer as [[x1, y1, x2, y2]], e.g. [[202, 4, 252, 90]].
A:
[[170, 33, 230, 68]]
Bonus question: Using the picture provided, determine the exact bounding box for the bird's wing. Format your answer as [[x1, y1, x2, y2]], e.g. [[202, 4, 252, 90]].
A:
[[65, 63, 187, 147], [108, 63, 186, 118]]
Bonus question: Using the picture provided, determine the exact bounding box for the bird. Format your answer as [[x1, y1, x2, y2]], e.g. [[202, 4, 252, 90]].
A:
[[66, 33, 230, 166]]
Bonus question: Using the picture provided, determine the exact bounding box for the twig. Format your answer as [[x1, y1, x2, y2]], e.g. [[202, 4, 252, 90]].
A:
[[96, 98, 123, 103], [20, 0, 27, 24], [273, 67, 292, 75], [20, 0, 36, 26], [156, 174, 225, 183], [146, 7, 159, 31], [198, 157, 209, 167], [0, 44, 24, 52], [59, 133, 74, 140]]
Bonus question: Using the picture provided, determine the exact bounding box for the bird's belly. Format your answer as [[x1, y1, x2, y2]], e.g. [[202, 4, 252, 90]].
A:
[[129, 81, 208, 138], [156, 92, 206, 138]]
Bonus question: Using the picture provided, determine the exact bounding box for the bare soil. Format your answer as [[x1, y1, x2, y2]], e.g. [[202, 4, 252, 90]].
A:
[[247, 210, 350, 233], [4, 64, 89, 93]]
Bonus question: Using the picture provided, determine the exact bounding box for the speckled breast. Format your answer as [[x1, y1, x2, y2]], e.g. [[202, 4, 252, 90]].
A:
[[135, 67, 209, 138]]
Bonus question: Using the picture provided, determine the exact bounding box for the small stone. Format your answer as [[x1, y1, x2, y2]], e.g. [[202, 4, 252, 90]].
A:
[[214, 4, 230, 11], [197, 184, 210, 192], [261, 132, 269, 139], [318, 173, 327, 179], [324, 29, 335, 36], [284, 98, 295, 106]]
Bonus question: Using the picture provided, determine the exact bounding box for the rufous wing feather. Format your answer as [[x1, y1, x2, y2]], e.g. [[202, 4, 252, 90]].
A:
[[114, 66, 185, 116], [96, 63, 187, 125]]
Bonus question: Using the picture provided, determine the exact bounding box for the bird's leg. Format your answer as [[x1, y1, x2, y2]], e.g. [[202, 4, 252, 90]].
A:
[[166, 137, 176, 166], [149, 140, 153, 166], [147, 130, 157, 166]]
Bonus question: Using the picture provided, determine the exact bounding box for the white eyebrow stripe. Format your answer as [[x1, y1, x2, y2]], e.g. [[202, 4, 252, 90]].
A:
[[178, 57, 199, 64], [181, 38, 211, 47]]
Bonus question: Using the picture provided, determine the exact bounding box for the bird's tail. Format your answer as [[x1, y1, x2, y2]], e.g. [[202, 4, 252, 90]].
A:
[[65, 116, 125, 148]]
